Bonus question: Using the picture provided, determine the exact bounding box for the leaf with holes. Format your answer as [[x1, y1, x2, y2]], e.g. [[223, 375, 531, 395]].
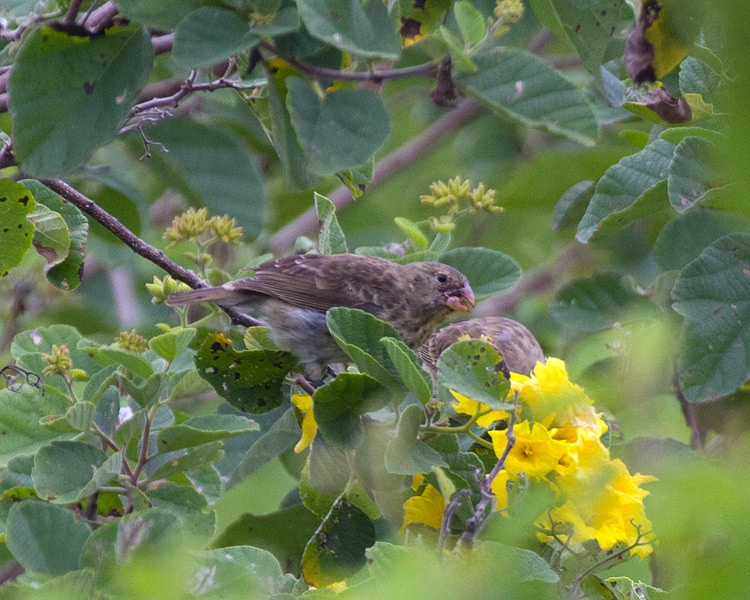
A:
[[0, 179, 35, 278], [8, 24, 153, 177], [195, 333, 298, 414]]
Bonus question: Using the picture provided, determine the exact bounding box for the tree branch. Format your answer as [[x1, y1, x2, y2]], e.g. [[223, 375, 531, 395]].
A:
[[39, 179, 262, 328], [269, 98, 482, 253], [64, 0, 84, 26]]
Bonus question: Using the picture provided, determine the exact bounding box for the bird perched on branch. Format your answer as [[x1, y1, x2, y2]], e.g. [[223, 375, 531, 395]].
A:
[[419, 316, 544, 377], [167, 253, 475, 378]]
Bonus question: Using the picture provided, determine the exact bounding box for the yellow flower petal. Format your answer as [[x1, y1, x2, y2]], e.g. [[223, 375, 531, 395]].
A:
[[490, 470, 511, 510], [401, 484, 445, 534], [450, 390, 508, 427], [488, 421, 568, 480], [291, 394, 316, 453]]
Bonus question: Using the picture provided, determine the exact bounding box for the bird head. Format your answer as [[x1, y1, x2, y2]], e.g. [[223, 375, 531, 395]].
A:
[[403, 262, 475, 314]]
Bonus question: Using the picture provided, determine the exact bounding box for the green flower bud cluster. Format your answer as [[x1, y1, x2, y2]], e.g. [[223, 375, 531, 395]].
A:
[[163, 208, 243, 248], [115, 329, 148, 353], [42, 345, 72, 377], [420, 177, 503, 232], [493, 0, 525, 24], [146, 275, 191, 305]]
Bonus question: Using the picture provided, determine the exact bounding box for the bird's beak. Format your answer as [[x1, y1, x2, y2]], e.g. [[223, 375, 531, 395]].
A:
[[444, 283, 475, 312]]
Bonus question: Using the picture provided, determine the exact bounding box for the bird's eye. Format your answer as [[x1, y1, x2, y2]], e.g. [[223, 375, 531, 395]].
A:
[[437, 273, 447, 283]]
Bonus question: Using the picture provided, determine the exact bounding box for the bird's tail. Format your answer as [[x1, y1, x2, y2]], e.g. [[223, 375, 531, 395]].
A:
[[165, 286, 239, 307]]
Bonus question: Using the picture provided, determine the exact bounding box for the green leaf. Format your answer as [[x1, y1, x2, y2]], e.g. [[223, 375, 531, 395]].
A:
[[32, 441, 107, 503], [81, 364, 118, 405], [313, 373, 389, 450], [384, 404, 447, 475], [668, 136, 724, 212], [659, 126, 725, 147], [5, 500, 91, 575], [679, 57, 721, 104], [147, 117, 268, 238], [550, 273, 648, 334], [454, 1, 486, 46], [576, 139, 676, 242], [80, 345, 154, 379], [213, 504, 322, 577], [308, 433, 351, 496], [173, 7, 258, 68], [264, 66, 321, 191], [250, 7, 301, 36], [439, 247, 521, 301], [326, 308, 404, 389], [537, 0, 625, 77], [424, 435, 483, 494], [551, 180, 595, 230], [606, 576, 668, 599], [286, 77, 392, 176], [8, 24, 153, 177], [146, 481, 215, 540], [77, 452, 124, 500], [150, 442, 225, 480], [301, 496, 375, 587], [194, 546, 283, 597], [474, 541, 559, 583], [28, 202, 70, 273], [436, 340, 512, 410], [315, 192, 347, 254], [653, 208, 750, 272], [156, 414, 259, 453], [121, 372, 170, 409], [0, 179, 35, 278], [296, 0, 401, 59], [148, 328, 196, 362], [460, 46, 599, 146], [227, 408, 300, 488], [117, 0, 205, 29], [12, 325, 101, 374], [19, 180, 88, 290], [0, 387, 69, 467], [672, 233, 750, 402], [65, 401, 97, 432], [394, 217, 429, 249], [353, 423, 402, 492], [380, 337, 432, 404], [195, 333, 298, 414]]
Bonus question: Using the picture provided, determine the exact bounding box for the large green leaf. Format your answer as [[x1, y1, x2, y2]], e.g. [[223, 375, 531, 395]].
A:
[[474, 541, 559, 583], [148, 328, 196, 363], [301, 496, 375, 587], [226, 408, 300, 488], [668, 136, 724, 212], [79, 345, 154, 379], [117, 0, 205, 29], [384, 404, 447, 475], [173, 7, 258, 68], [536, 0, 625, 77], [296, 0, 400, 59], [436, 340, 512, 411], [576, 139, 676, 242], [0, 179, 35, 278], [5, 500, 91, 575], [156, 414, 259, 453], [326, 308, 403, 389], [213, 504, 322, 577], [147, 117, 268, 238], [439, 247, 521, 301], [20, 180, 88, 290], [150, 442, 225, 480], [0, 387, 69, 467], [32, 441, 107, 503], [8, 24, 153, 177], [672, 233, 750, 402], [286, 77, 392, 176], [195, 333, 298, 414], [461, 46, 599, 146], [312, 373, 389, 450], [551, 180, 596, 230], [308, 433, 350, 496], [194, 546, 283, 598]]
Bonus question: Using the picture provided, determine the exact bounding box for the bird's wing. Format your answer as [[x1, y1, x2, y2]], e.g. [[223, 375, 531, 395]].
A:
[[232, 254, 396, 315]]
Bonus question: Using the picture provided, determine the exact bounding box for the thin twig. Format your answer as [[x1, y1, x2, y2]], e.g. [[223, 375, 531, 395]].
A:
[[269, 99, 481, 252], [438, 488, 471, 550], [259, 41, 437, 83], [39, 179, 262, 327], [294, 373, 317, 395], [63, 0, 84, 26], [131, 412, 152, 482]]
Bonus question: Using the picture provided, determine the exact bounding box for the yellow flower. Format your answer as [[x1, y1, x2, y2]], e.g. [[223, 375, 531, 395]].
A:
[[517, 358, 600, 430], [401, 483, 445, 534], [541, 459, 656, 556], [450, 391, 509, 427], [552, 425, 610, 476], [291, 394, 316, 453], [489, 421, 568, 480], [490, 469, 511, 510]]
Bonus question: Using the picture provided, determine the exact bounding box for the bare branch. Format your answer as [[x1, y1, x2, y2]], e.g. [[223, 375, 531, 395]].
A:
[[269, 99, 481, 253], [39, 179, 262, 328], [64, 0, 84, 26]]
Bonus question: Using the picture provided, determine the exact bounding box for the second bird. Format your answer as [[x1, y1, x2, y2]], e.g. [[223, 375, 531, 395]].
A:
[[167, 253, 475, 378]]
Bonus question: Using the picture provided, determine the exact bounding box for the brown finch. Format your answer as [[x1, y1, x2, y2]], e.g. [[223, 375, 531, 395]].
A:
[[167, 254, 475, 378], [419, 316, 544, 377]]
